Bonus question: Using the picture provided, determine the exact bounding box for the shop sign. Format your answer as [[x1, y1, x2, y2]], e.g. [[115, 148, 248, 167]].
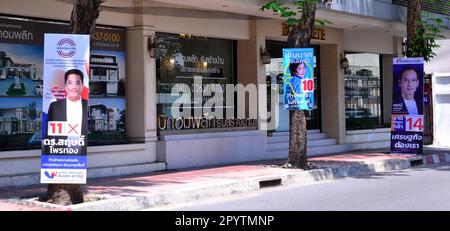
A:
[[41, 34, 90, 184], [282, 48, 315, 111], [158, 115, 257, 130], [390, 58, 424, 154], [282, 23, 325, 40]]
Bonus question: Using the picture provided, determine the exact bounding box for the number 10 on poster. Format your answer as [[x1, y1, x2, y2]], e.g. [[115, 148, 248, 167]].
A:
[[302, 79, 314, 92]]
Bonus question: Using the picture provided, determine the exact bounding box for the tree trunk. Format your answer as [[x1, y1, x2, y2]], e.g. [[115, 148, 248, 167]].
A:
[[45, 0, 102, 205], [287, 110, 308, 169], [284, 1, 317, 169], [45, 184, 84, 205], [69, 0, 103, 35], [406, 0, 422, 57]]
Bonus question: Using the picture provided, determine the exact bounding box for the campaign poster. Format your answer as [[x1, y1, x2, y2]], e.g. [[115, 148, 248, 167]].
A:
[[390, 57, 424, 154], [41, 34, 90, 184], [282, 48, 314, 110]]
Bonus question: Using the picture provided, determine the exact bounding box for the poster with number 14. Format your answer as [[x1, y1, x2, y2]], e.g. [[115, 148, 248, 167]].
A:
[[390, 57, 424, 154]]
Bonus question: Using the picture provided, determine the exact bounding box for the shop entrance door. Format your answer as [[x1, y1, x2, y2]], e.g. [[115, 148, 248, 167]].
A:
[[265, 40, 321, 132]]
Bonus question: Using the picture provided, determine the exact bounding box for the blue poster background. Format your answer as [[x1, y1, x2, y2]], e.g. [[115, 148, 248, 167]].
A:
[[390, 58, 424, 154], [282, 48, 314, 110], [392, 60, 424, 115], [390, 131, 423, 154]]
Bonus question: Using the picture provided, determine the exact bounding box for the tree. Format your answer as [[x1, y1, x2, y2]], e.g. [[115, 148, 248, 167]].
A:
[[260, 0, 329, 169], [406, 0, 449, 61], [44, 0, 103, 205]]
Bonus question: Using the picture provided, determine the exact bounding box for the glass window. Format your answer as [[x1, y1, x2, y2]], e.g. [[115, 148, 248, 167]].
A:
[[156, 33, 243, 134], [345, 53, 383, 130], [0, 15, 128, 151]]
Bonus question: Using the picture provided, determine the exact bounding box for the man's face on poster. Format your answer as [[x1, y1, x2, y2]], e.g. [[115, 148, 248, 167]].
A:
[[399, 69, 419, 97], [65, 73, 83, 101]]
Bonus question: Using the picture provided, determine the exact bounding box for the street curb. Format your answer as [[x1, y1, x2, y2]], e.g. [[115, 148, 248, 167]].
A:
[[11, 156, 420, 211], [422, 153, 450, 165], [52, 156, 420, 211]]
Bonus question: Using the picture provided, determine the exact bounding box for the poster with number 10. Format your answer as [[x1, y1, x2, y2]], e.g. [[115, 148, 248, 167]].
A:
[[282, 48, 315, 111]]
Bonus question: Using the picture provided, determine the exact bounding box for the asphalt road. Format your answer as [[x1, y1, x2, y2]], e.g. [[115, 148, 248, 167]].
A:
[[148, 163, 450, 211]]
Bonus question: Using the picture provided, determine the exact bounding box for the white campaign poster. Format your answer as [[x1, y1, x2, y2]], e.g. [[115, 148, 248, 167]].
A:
[[41, 34, 90, 184]]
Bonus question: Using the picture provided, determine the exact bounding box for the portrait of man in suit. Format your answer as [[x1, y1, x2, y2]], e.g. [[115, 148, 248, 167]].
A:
[[392, 68, 423, 115], [44, 69, 88, 155]]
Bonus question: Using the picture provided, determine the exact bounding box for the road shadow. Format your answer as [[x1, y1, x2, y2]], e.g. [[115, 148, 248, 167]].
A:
[[350, 171, 411, 179]]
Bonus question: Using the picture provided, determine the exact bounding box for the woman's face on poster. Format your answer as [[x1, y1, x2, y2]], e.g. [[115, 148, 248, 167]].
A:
[[296, 62, 307, 77]]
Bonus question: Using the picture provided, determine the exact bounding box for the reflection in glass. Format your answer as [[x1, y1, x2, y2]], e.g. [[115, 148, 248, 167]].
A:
[[344, 53, 382, 130], [156, 33, 235, 122]]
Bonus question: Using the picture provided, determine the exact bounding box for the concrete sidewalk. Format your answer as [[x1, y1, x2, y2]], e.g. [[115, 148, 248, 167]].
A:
[[0, 151, 424, 211]]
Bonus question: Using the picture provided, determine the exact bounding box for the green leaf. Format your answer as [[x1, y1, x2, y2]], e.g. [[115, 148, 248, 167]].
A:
[[322, 19, 332, 25], [286, 18, 301, 26]]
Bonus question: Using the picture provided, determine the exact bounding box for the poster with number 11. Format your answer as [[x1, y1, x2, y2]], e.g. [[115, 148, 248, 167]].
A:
[[41, 34, 90, 184]]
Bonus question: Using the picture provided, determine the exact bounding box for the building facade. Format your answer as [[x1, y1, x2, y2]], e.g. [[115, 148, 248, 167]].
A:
[[0, 0, 448, 187]]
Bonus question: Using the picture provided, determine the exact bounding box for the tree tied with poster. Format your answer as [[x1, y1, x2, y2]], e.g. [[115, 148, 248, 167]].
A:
[[260, 0, 331, 170], [44, 0, 104, 206]]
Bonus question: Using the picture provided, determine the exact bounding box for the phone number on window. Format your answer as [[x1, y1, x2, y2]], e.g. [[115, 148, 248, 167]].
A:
[[93, 32, 121, 43]]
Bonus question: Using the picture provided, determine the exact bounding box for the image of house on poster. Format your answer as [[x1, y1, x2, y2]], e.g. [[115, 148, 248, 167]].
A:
[[88, 98, 126, 144], [90, 50, 126, 97], [0, 97, 43, 150], [0, 44, 43, 97]]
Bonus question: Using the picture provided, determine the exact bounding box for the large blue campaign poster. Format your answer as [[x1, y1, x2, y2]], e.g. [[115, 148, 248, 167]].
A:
[[41, 34, 90, 184], [390, 57, 424, 154], [282, 48, 314, 110]]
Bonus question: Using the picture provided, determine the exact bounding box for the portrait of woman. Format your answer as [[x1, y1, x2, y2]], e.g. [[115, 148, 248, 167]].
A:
[[284, 61, 314, 110]]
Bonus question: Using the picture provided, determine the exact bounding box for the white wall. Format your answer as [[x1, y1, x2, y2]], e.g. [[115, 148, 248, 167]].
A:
[[344, 30, 394, 54], [145, 15, 249, 40], [0, 0, 250, 40], [157, 131, 267, 169], [425, 40, 450, 74], [432, 73, 450, 147], [0, 0, 135, 27]]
